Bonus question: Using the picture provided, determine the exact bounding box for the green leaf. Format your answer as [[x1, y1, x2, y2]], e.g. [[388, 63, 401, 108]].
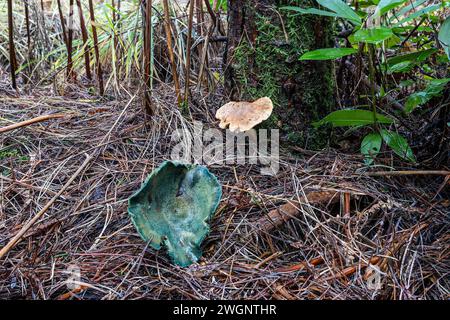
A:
[[380, 130, 415, 163], [282, 1, 362, 25], [313, 109, 394, 127], [387, 49, 437, 73], [426, 79, 450, 93], [405, 78, 450, 113], [384, 34, 402, 49], [387, 49, 437, 66], [361, 133, 382, 165], [387, 61, 414, 73], [354, 27, 394, 44], [282, 6, 344, 19], [300, 48, 357, 60], [395, 4, 441, 26], [405, 92, 430, 113], [395, 0, 428, 18], [439, 16, 450, 59], [399, 80, 414, 87], [210, 0, 227, 10], [375, 0, 408, 16], [316, 0, 362, 24], [437, 53, 450, 64]]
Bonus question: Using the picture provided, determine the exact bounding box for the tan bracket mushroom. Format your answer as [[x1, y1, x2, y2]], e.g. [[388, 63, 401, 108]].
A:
[[215, 97, 273, 133]]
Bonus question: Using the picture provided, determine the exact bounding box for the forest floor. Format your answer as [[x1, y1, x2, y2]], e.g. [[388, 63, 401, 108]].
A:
[[0, 73, 448, 299]]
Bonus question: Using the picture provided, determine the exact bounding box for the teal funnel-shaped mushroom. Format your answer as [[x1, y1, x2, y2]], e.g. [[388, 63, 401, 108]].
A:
[[128, 161, 222, 267]]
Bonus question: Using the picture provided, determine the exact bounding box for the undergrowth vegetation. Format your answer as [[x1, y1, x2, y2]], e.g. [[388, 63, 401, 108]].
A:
[[0, 0, 225, 95], [0, 0, 449, 301], [286, 0, 449, 164]]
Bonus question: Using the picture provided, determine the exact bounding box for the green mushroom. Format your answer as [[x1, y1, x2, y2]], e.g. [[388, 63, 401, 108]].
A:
[[128, 161, 222, 267]]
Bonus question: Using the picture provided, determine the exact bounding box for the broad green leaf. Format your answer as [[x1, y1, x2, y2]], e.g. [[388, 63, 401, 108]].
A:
[[387, 61, 414, 73], [375, 0, 408, 16], [395, 4, 441, 26], [316, 0, 362, 24], [392, 25, 433, 34], [437, 53, 450, 64], [404, 92, 428, 113], [439, 16, 450, 59], [405, 78, 450, 113], [380, 130, 415, 163], [387, 49, 437, 73], [282, 1, 362, 25], [387, 49, 437, 66], [395, 0, 428, 18], [384, 34, 402, 48], [300, 48, 357, 60], [426, 79, 450, 94], [313, 109, 393, 127], [361, 133, 382, 165], [282, 6, 343, 19], [354, 27, 393, 44]]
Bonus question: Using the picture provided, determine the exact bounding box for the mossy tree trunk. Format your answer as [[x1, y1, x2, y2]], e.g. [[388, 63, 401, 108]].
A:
[[225, 0, 335, 147]]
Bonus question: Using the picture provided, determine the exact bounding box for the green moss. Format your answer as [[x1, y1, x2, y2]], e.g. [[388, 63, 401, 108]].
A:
[[0, 147, 28, 162], [230, 0, 335, 148]]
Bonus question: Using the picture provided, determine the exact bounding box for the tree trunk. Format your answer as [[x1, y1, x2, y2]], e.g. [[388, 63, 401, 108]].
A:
[[225, 0, 335, 148]]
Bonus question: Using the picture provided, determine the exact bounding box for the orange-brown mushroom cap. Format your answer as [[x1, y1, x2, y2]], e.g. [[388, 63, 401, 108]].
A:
[[215, 97, 273, 132]]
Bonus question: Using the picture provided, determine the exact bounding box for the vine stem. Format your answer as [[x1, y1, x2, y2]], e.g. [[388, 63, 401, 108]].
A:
[[368, 43, 379, 131], [162, 0, 182, 105], [76, 0, 92, 80], [67, 0, 76, 80], [7, 0, 17, 89], [143, 0, 154, 115], [184, 0, 195, 104], [88, 0, 105, 95]]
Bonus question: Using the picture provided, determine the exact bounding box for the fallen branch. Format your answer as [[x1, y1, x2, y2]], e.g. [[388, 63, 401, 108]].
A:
[[363, 170, 450, 177], [0, 96, 135, 261], [0, 154, 93, 260], [57, 285, 88, 300], [275, 256, 324, 273], [326, 223, 427, 282], [0, 114, 65, 134], [256, 190, 341, 233], [0, 175, 59, 197], [323, 256, 381, 281]]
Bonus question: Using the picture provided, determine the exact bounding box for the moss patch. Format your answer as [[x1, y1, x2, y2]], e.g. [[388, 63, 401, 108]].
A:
[[229, 0, 335, 148], [0, 147, 28, 162]]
